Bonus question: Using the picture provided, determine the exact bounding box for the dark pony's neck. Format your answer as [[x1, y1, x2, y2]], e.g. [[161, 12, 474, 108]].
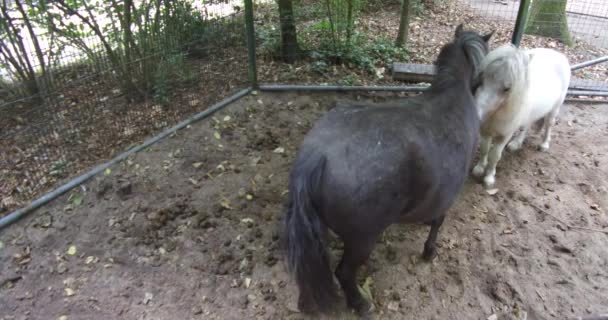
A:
[[429, 32, 486, 94]]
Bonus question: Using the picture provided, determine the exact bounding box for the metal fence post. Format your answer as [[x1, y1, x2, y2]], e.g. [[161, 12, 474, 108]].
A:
[[511, 0, 531, 46], [244, 0, 258, 88]]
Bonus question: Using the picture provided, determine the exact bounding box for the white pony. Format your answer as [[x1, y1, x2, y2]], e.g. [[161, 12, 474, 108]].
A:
[[472, 44, 571, 187]]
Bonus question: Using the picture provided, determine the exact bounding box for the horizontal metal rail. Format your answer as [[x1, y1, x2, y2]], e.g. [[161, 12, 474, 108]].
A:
[[571, 56, 608, 71]]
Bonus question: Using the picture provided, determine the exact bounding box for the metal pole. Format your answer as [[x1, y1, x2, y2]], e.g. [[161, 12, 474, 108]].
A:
[[571, 56, 608, 71], [259, 84, 430, 92], [511, 0, 531, 46], [244, 0, 258, 89]]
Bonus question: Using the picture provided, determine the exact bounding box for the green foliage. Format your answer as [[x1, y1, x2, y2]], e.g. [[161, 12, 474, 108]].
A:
[[317, 0, 364, 53], [310, 36, 408, 73], [411, 0, 426, 16], [0, 0, 236, 103], [256, 24, 282, 60], [152, 53, 193, 105]]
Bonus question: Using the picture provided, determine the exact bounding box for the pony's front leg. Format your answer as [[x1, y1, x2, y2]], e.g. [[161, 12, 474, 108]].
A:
[[483, 133, 512, 187], [539, 108, 559, 151], [507, 126, 529, 151], [473, 135, 492, 178]]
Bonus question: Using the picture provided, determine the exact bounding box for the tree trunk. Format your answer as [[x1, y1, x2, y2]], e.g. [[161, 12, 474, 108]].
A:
[[395, 0, 411, 47], [525, 0, 572, 46], [277, 0, 299, 63]]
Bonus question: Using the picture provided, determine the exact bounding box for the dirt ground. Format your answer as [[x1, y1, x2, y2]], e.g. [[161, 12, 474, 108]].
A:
[[1, 91, 607, 320]]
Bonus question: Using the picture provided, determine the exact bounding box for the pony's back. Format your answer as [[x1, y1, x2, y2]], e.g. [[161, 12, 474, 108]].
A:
[[525, 48, 570, 103]]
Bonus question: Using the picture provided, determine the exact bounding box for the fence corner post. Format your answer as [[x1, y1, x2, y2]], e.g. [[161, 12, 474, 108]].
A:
[[244, 0, 258, 89], [511, 0, 531, 46]]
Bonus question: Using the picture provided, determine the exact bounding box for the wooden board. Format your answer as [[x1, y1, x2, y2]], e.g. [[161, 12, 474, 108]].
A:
[[392, 62, 608, 92], [391, 63, 435, 83]]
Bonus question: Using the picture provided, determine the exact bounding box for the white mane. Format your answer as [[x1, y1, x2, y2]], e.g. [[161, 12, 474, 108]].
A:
[[480, 44, 530, 92]]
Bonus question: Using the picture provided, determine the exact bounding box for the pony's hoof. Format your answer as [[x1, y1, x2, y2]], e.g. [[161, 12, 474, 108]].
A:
[[422, 247, 437, 261], [483, 175, 495, 188], [507, 141, 522, 152], [350, 297, 373, 316], [539, 142, 550, 152], [297, 295, 317, 314], [472, 164, 485, 178]]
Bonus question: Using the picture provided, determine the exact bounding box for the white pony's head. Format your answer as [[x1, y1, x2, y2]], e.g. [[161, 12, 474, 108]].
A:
[[474, 44, 529, 121]]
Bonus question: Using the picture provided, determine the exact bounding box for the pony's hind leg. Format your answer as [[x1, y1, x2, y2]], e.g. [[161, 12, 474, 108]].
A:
[[483, 133, 513, 187], [422, 215, 446, 261], [539, 106, 560, 151], [473, 135, 492, 178], [335, 235, 378, 315], [507, 126, 529, 152]]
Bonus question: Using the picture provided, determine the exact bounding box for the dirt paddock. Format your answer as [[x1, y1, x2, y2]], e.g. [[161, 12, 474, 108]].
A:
[[1, 91, 607, 320]]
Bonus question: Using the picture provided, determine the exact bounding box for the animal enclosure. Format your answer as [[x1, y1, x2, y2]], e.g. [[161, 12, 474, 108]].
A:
[[1, 0, 608, 319]]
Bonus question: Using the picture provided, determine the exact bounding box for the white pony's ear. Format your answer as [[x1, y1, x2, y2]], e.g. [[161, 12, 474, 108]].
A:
[[482, 30, 495, 42]]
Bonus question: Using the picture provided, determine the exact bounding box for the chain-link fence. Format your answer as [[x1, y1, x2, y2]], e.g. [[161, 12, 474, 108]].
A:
[[254, 0, 607, 89], [0, 0, 248, 214]]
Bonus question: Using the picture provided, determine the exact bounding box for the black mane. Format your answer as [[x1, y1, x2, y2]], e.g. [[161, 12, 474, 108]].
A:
[[430, 31, 489, 92]]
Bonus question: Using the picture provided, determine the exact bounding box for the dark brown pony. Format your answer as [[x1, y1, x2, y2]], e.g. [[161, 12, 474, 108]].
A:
[[283, 24, 493, 315]]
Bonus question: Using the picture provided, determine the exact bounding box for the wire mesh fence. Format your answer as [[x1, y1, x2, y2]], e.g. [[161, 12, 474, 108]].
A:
[[0, 0, 249, 214], [254, 0, 607, 89]]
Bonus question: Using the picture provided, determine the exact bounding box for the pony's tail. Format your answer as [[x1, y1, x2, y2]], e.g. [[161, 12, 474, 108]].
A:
[[283, 154, 337, 313]]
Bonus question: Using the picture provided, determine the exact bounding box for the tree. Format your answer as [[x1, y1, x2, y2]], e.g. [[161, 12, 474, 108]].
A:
[[395, 0, 411, 47], [277, 0, 299, 63], [0, 0, 52, 98], [525, 0, 572, 45]]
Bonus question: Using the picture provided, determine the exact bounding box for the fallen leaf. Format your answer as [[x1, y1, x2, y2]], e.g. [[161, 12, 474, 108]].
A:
[[220, 197, 233, 210], [251, 90, 258, 96], [85, 256, 96, 265], [358, 276, 374, 302], [67, 245, 77, 256], [189, 178, 198, 185], [192, 162, 203, 169], [213, 132, 221, 140], [70, 193, 83, 206], [486, 188, 499, 195], [0, 241, 4, 251], [241, 218, 254, 226], [245, 194, 253, 200], [374, 67, 385, 79], [104, 168, 111, 176], [223, 115, 231, 122], [250, 156, 262, 166], [143, 292, 153, 305], [503, 229, 513, 235], [273, 147, 285, 154], [387, 301, 399, 311], [64, 288, 75, 296]]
